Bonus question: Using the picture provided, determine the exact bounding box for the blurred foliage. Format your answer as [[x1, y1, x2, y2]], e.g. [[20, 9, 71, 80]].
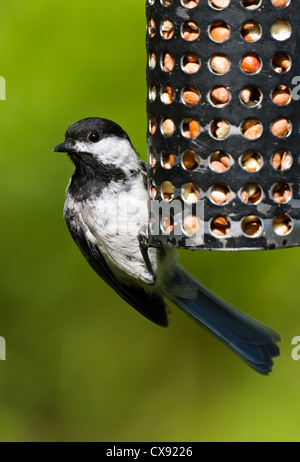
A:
[[1, 0, 300, 442]]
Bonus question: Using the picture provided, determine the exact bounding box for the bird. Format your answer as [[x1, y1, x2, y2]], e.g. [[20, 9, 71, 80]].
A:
[[53, 117, 281, 375]]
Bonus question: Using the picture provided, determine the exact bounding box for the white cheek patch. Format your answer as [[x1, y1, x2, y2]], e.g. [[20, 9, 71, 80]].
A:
[[75, 140, 89, 153], [75, 137, 138, 170]]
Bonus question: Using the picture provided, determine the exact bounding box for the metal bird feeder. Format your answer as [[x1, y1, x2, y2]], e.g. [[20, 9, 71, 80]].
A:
[[146, 0, 300, 250]]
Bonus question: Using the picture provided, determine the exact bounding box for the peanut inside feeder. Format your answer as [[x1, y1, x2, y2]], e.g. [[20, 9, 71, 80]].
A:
[[147, 0, 300, 250]]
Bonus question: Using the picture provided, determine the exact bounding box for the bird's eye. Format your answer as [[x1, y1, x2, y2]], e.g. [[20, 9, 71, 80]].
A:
[[89, 132, 100, 143]]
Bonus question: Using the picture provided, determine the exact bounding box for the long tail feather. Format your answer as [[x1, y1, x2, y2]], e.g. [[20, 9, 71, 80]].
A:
[[164, 267, 281, 375]]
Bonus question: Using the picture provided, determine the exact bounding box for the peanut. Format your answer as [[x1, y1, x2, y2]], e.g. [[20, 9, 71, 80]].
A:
[[271, 21, 291, 41], [240, 86, 261, 107], [191, 121, 200, 138], [183, 119, 200, 139], [150, 116, 157, 135], [210, 55, 230, 74], [149, 18, 156, 38], [182, 21, 200, 41], [273, 183, 291, 203], [182, 86, 200, 106], [183, 216, 200, 236], [210, 151, 230, 172], [149, 86, 156, 102], [211, 161, 227, 172], [242, 216, 262, 237], [272, 118, 291, 138], [271, 0, 289, 7], [161, 118, 175, 137], [211, 216, 230, 237], [162, 150, 174, 169], [241, 55, 261, 74], [243, 222, 260, 236], [281, 151, 292, 170], [241, 183, 261, 204], [163, 53, 174, 72], [182, 54, 200, 75], [214, 217, 228, 227], [243, 124, 262, 139], [161, 86, 174, 105], [212, 120, 230, 139], [210, 0, 230, 8], [220, 154, 230, 168], [162, 216, 174, 234], [149, 53, 156, 70], [272, 85, 290, 106], [272, 52, 290, 73], [241, 88, 252, 104], [241, 119, 262, 139], [241, 21, 261, 42], [183, 150, 200, 170], [182, 0, 199, 7], [185, 62, 199, 74], [241, 152, 262, 172], [241, 0, 260, 9], [273, 215, 292, 236], [161, 20, 174, 40], [149, 146, 156, 167], [210, 87, 230, 106], [210, 185, 230, 204], [210, 23, 230, 42], [272, 152, 281, 170], [162, 181, 174, 202], [182, 183, 200, 204]]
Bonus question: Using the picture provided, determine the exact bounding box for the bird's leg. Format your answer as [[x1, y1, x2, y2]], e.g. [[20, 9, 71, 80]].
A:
[[138, 227, 157, 285], [138, 159, 147, 173], [138, 160, 148, 186]]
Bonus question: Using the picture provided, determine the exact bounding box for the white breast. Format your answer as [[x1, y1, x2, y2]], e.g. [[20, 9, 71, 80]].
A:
[[80, 174, 157, 285]]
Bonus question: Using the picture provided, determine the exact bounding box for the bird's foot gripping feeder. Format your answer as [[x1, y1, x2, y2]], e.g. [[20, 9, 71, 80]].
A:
[[146, 0, 300, 250]]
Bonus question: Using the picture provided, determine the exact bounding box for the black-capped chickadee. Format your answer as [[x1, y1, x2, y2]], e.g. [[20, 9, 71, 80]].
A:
[[54, 117, 280, 375]]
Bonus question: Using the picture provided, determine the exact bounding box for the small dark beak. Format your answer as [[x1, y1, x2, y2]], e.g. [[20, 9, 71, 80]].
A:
[[53, 141, 75, 153]]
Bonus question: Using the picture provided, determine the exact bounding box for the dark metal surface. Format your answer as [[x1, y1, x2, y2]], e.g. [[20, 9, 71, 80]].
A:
[[146, 0, 300, 250]]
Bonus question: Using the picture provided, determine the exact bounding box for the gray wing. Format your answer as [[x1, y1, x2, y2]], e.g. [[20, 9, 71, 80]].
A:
[[64, 208, 168, 327]]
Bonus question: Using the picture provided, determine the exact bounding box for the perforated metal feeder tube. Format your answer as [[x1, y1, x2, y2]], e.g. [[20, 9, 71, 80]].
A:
[[146, 0, 300, 250]]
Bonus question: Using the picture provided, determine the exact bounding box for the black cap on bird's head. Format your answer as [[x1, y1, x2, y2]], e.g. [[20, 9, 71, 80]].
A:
[[53, 117, 132, 155]]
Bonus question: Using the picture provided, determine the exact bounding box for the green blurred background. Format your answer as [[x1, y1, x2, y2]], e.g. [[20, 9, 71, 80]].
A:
[[1, 0, 300, 442]]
